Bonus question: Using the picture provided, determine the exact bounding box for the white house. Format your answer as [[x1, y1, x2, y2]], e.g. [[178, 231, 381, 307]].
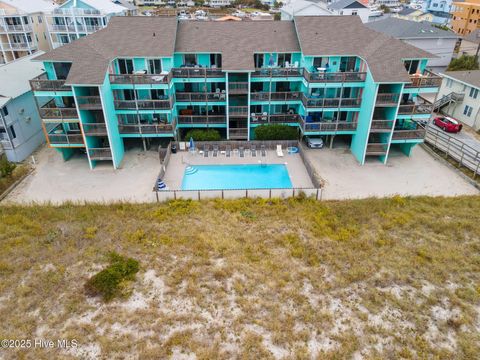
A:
[[327, 0, 369, 23], [436, 71, 480, 130], [280, 0, 331, 20], [366, 18, 459, 72]]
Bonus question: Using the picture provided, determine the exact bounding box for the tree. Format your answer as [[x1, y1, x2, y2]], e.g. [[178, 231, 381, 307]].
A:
[[447, 55, 479, 71], [274, 13, 281, 21]]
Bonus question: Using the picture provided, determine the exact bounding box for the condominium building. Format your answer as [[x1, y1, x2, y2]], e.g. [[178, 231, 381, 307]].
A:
[[44, 0, 131, 49], [422, 0, 452, 24], [31, 16, 441, 169], [0, 52, 46, 162], [451, 0, 480, 35], [0, 0, 54, 65]]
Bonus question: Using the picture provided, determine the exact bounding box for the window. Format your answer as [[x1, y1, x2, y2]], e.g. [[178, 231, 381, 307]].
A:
[[463, 105, 473, 116], [148, 59, 162, 74], [352, 11, 358, 15], [183, 54, 197, 66], [469, 87, 478, 99], [210, 53, 222, 68], [8, 125, 16, 139], [313, 57, 328, 68], [463, 85, 467, 91], [53, 62, 72, 80], [254, 53, 264, 68], [118, 59, 134, 74], [277, 53, 291, 67], [446, 78, 453, 87], [38, 16, 42, 23], [1, 106, 8, 117], [404, 60, 419, 75]]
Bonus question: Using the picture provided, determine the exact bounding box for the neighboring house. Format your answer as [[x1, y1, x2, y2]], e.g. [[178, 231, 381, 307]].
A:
[[113, 0, 138, 15], [450, 0, 480, 35], [422, 0, 452, 24], [436, 71, 480, 130], [458, 29, 480, 56], [0, 52, 46, 162], [327, 0, 369, 23], [135, 0, 165, 5], [206, 0, 233, 7], [366, 18, 458, 71], [44, 0, 130, 49], [280, 0, 331, 20], [394, 8, 434, 22], [0, 0, 55, 65], [31, 16, 440, 169], [281, 0, 368, 22]]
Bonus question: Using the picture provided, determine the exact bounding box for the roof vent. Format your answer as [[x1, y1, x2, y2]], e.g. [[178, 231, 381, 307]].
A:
[[153, 32, 156, 37]]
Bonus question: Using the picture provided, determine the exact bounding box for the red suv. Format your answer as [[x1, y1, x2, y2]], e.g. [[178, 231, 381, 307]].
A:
[[434, 116, 462, 133]]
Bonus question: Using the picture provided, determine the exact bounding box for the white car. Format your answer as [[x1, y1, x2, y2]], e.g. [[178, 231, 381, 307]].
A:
[[306, 137, 324, 149]]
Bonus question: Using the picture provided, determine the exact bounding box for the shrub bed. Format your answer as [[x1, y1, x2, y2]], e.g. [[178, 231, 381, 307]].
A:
[[254, 124, 298, 140], [184, 129, 221, 141]]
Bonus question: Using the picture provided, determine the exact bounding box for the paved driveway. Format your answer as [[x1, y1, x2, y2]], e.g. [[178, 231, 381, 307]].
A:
[[428, 118, 480, 153]]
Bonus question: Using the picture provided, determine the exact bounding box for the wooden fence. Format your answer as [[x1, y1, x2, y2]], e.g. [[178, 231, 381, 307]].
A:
[[424, 125, 480, 179]]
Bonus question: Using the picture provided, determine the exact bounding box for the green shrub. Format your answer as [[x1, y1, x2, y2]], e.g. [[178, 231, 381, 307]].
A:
[[447, 55, 479, 71], [254, 124, 298, 140], [85, 252, 139, 301], [184, 129, 221, 141], [0, 155, 16, 178]]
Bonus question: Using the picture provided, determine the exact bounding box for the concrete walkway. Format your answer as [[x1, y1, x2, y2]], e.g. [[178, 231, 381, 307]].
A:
[[305, 145, 479, 200]]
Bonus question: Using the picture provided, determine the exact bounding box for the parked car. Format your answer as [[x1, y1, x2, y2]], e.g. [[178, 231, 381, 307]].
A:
[[433, 116, 462, 133], [306, 137, 324, 148]]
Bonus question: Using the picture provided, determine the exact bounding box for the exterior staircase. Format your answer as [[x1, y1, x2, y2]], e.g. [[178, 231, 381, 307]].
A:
[[432, 92, 464, 113]]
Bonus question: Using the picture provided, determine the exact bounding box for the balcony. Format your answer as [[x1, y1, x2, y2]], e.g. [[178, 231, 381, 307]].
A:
[[109, 72, 172, 85], [30, 75, 71, 92], [301, 94, 362, 108], [303, 69, 367, 83], [171, 67, 224, 78], [251, 91, 301, 101], [397, 103, 433, 115], [0, 24, 33, 32], [299, 118, 358, 132], [251, 67, 303, 78], [1, 42, 35, 50], [175, 92, 225, 102], [376, 93, 399, 106], [48, 24, 77, 32], [39, 100, 78, 120], [89, 148, 112, 160], [77, 96, 102, 110], [405, 70, 442, 88], [47, 127, 84, 146], [228, 106, 249, 116], [365, 143, 388, 155], [370, 120, 395, 132], [251, 113, 300, 124], [228, 82, 249, 95], [83, 123, 108, 136], [392, 128, 426, 140], [52, 8, 102, 16], [177, 115, 226, 125], [118, 122, 175, 134], [114, 99, 172, 110]]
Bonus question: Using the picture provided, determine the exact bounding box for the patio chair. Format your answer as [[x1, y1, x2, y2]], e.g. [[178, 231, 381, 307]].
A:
[[213, 144, 219, 157], [239, 146, 245, 158], [261, 145, 266, 157], [251, 145, 257, 157], [261, 112, 268, 122], [276, 144, 284, 157], [203, 145, 209, 157], [179, 142, 186, 151], [251, 113, 256, 122], [220, 90, 226, 100], [226, 145, 231, 157]]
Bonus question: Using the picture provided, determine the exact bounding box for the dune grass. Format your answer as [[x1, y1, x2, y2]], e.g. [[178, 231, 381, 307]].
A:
[[0, 196, 479, 358]]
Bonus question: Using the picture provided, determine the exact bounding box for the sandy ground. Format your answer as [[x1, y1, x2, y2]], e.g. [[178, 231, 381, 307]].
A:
[[3, 146, 160, 204], [163, 150, 314, 189], [306, 145, 479, 200]]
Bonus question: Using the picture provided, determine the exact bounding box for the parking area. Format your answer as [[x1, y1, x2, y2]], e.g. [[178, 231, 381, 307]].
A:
[[429, 117, 480, 152], [305, 145, 479, 200]]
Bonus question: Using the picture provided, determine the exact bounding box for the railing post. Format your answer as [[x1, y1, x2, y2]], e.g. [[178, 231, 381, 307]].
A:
[[245, 189, 248, 198]]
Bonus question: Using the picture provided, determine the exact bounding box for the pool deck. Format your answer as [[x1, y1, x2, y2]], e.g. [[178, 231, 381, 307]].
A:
[[163, 150, 314, 190]]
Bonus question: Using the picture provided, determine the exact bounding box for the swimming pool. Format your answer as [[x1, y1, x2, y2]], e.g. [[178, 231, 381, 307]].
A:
[[181, 164, 293, 190]]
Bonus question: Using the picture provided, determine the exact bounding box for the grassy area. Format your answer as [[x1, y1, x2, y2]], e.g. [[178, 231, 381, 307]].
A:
[[0, 196, 480, 358], [0, 163, 30, 197]]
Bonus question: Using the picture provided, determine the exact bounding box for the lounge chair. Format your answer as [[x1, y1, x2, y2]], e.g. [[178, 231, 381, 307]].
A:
[[179, 142, 186, 151], [276, 144, 284, 157], [239, 146, 245, 157], [251, 145, 256, 157], [226, 145, 231, 157], [261, 145, 266, 157], [213, 145, 219, 157], [203, 145, 209, 157]]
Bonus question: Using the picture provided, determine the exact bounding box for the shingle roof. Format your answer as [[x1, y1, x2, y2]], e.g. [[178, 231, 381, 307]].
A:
[[397, 7, 417, 15], [35, 15, 436, 85], [175, 21, 300, 71], [294, 16, 437, 82], [0, 0, 55, 13], [365, 18, 458, 40], [34, 16, 178, 85], [443, 70, 480, 89], [328, 0, 367, 10]]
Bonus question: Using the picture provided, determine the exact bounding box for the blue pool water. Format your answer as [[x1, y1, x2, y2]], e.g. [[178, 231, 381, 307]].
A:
[[181, 164, 293, 190]]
